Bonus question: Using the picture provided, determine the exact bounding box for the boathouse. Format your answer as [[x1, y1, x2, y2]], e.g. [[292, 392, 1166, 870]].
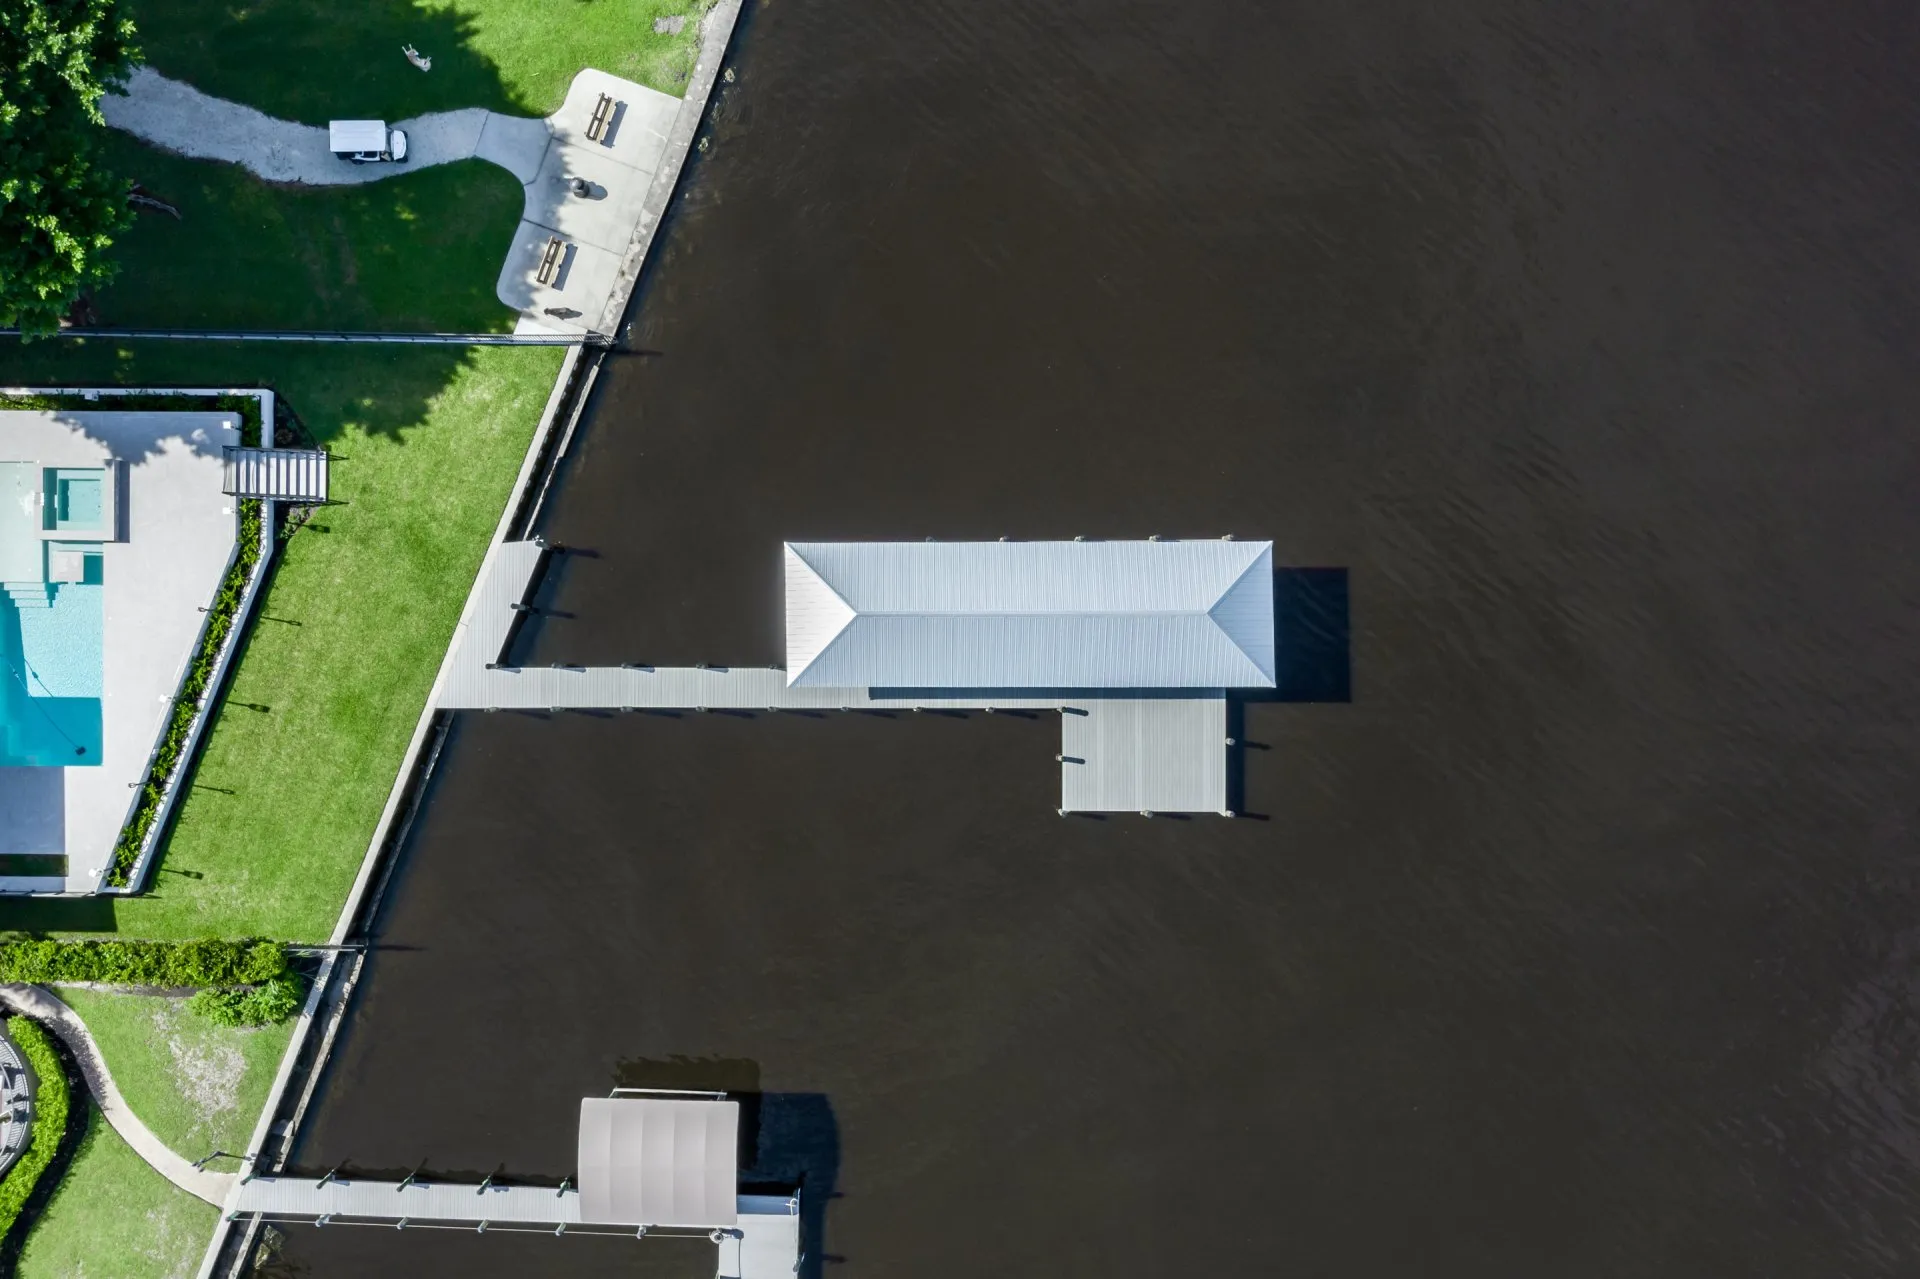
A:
[[782, 539, 1276, 689]]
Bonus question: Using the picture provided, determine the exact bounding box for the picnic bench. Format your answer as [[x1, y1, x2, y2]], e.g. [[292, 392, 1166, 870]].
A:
[[537, 235, 567, 286], [586, 92, 617, 142]]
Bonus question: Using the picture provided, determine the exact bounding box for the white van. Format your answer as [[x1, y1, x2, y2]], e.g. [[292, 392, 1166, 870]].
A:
[[329, 120, 408, 164]]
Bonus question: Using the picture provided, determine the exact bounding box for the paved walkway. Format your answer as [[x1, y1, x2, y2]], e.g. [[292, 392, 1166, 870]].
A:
[[0, 984, 234, 1204], [102, 67, 682, 332], [102, 67, 551, 187]]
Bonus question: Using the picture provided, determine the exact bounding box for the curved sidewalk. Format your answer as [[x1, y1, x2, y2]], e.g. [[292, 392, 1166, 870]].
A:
[[101, 67, 551, 187], [0, 984, 234, 1205]]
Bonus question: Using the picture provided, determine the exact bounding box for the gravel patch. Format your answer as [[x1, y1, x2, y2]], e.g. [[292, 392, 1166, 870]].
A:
[[152, 1001, 243, 1144]]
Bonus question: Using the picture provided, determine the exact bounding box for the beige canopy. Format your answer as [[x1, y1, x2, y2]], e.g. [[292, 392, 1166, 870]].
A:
[[577, 1096, 739, 1227]]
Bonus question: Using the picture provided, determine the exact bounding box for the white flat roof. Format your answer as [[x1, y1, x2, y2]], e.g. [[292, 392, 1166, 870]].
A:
[[327, 119, 386, 151], [785, 540, 1275, 689], [577, 1096, 739, 1227]]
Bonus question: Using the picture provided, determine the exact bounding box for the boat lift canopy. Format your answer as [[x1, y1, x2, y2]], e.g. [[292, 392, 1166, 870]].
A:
[[577, 1094, 740, 1227]]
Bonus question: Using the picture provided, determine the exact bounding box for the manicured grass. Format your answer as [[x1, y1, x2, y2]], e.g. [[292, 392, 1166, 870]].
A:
[[128, 0, 713, 122], [0, 339, 560, 941], [52, 990, 295, 1160], [15, 1110, 215, 1279], [97, 133, 524, 332]]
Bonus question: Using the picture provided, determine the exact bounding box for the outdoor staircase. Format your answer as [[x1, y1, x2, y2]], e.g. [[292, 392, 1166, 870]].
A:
[[1, 583, 50, 610]]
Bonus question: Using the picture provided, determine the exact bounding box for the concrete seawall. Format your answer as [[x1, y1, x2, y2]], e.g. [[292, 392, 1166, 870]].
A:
[[194, 5, 750, 1276]]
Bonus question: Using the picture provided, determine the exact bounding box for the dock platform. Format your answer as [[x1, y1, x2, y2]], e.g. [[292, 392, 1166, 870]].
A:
[[230, 1179, 799, 1277], [434, 541, 1234, 814]]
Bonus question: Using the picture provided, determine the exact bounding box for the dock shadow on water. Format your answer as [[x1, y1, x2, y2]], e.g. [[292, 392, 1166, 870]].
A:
[[616, 1059, 843, 1278], [1268, 567, 1352, 704]]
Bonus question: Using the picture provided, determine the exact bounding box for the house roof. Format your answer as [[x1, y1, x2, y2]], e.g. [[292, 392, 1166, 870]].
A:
[[784, 540, 1275, 689]]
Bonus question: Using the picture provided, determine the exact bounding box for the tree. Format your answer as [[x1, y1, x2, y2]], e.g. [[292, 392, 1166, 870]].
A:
[[0, 0, 139, 334]]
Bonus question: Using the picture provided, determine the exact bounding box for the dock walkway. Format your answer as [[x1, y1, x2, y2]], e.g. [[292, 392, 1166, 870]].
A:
[[231, 1179, 799, 1278], [434, 540, 1233, 813]]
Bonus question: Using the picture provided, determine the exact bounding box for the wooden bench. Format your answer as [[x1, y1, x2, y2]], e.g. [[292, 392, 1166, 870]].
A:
[[536, 235, 567, 286], [585, 92, 616, 142]]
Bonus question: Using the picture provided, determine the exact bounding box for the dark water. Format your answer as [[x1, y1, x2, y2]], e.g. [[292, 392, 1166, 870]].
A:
[[278, 0, 1920, 1274]]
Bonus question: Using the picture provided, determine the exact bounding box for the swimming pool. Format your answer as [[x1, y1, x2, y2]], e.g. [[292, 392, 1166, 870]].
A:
[[1, 588, 103, 766], [0, 461, 104, 767]]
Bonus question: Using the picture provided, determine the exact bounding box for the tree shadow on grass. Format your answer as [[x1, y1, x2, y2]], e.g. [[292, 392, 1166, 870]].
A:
[[0, 339, 492, 445], [97, 135, 524, 334], [126, 0, 527, 123]]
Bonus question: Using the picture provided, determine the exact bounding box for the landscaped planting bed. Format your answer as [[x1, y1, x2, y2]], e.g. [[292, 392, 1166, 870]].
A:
[[0, 1020, 73, 1252]]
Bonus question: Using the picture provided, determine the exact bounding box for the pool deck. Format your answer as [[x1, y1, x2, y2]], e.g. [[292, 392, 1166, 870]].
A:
[[0, 412, 239, 892]]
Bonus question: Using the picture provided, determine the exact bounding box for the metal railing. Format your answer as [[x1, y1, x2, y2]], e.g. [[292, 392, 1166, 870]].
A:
[[2, 327, 610, 347]]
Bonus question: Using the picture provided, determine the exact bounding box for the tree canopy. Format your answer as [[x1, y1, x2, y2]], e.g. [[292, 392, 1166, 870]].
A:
[[0, 0, 139, 333]]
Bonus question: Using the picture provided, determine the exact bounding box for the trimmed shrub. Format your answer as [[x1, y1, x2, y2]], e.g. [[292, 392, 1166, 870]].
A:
[[0, 939, 286, 988], [0, 1018, 73, 1243], [185, 973, 303, 1028]]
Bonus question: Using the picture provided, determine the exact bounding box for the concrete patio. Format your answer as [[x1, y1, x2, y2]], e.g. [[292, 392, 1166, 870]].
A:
[[499, 69, 683, 335]]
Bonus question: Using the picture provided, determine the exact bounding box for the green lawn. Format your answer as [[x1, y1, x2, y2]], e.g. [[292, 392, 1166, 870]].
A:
[[52, 989, 296, 1160], [15, 1112, 216, 1279], [0, 340, 560, 941], [97, 133, 524, 332], [128, 0, 713, 122]]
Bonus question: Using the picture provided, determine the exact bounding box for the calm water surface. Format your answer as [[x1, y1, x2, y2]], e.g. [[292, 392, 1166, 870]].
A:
[[277, 0, 1920, 1273]]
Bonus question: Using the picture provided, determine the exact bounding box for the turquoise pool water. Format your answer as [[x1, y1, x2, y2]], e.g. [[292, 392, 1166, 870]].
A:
[[47, 468, 105, 531], [0, 584, 103, 767]]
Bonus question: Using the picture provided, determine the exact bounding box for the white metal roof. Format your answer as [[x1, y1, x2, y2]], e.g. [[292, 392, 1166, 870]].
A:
[[328, 119, 387, 151], [576, 1097, 739, 1227], [785, 540, 1276, 689]]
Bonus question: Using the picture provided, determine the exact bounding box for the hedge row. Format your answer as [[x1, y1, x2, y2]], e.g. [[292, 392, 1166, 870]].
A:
[[0, 1019, 71, 1243], [0, 939, 286, 988]]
